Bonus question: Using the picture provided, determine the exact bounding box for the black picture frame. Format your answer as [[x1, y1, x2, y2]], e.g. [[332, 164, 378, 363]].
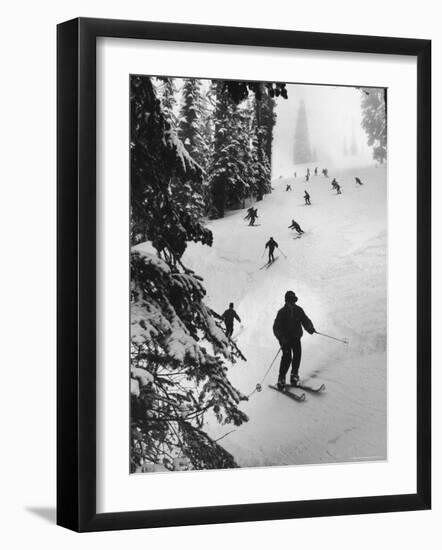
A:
[[57, 17, 431, 532]]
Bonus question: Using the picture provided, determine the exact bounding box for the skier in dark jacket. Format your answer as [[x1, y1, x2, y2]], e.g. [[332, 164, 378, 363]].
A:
[[286, 183, 292, 191], [249, 209, 258, 226], [245, 207, 258, 226], [355, 177, 363, 185], [288, 219, 304, 234], [304, 190, 311, 205], [244, 207, 254, 221], [265, 237, 278, 262], [273, 290, 316, 388], [222, 302, 241, 339]]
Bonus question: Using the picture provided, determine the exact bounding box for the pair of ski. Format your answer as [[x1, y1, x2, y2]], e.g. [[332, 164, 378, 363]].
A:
[[269, 381, 326, 403], [260, 257, 279, 270]]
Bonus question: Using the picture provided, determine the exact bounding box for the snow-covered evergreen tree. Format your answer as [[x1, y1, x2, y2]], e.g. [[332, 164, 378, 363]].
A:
[[131, 251, 247, 472], [249, 93, 271, 202], [207, 81, 229, 218], [294, 100, 312, 164], [178, 79, 207, 169], [130, 75, 248, 472], [206, 80, 283, 215], [207, 82, 253, 215], [361, 88, 387, 164], [158, 77, 178, 128], [197, 83, 216, 174], [223, 81, 287, 104], [225, 105, 254, 209], [251, 86, 274, 201], [258, 89, 276, 169]]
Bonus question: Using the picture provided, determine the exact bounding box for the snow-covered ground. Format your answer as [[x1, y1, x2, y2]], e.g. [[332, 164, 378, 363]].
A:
[[181, 164, 387, 467]]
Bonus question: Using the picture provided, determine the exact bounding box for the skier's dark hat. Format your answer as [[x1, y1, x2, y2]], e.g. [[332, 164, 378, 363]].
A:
[[285, 290, 298, 303]]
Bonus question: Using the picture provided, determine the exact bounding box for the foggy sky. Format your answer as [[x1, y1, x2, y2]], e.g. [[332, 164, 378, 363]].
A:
[[272, 83, 374, 177]]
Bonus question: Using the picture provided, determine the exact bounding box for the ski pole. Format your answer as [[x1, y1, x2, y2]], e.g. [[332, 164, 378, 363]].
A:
[[261, 249, 266, 258], [253, 348, 281, 394], [315, 331, 348, 344], [278, 248, 287, 259]]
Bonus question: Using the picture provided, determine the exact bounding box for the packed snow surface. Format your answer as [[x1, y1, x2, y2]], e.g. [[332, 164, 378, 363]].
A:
[[185, 165, 387, 467], [136, 164, 387, 467]]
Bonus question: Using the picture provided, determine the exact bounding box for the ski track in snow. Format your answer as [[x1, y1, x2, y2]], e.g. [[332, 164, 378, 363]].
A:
[[142, 165, 387, 468]]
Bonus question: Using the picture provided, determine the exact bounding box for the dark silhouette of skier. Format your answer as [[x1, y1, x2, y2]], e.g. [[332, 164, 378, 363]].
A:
[[331, 179, 342, 194], [322, 168, 329, 178], [273, 290, 316, 389], [244, 207, 254, 220], [314, 167, 318, 176], [355, 177, 363, 185], [249, 209, 258, 225], [294, 171, 297, 178], [222, 302, 241, 339], [304, 190, 311, 205], [331, 178, 342, 194], [288, 219, 304, 234], [245, 207, 258, 226], [265, 237, 278, 262], [286, 183, 292, 191]]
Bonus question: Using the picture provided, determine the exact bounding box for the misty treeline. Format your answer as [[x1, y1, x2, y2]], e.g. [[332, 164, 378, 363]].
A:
[[360, 88, 387, 164], [293, 99, 314, 164], [342, 133, 359, 157], [130, 75, 286, 472]]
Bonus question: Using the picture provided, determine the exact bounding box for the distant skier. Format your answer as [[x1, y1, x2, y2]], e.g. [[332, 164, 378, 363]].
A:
[[288, 219, 304, 234], [333, 181, 342, 194], [265, 237, 278, 263], [304, 190, 311, 205], [331, 178, 338, 189], [245, 207, 258, 226], [305, 171, 310, 182], [222, 302, 241, 339], [355, 177, 363, 185], [244, 207, 254, 220], [286, 183, 292, 191], [249, 208, 258, 225], [273, 290, 316, 389], [322, 168, 329, 178], [294, 171, 297, 178], [314, 167, 318, 176]]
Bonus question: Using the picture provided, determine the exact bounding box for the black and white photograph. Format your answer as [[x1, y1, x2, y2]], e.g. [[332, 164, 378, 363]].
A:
[[130, 75, 387, 473], [0, 0, 435, 542]]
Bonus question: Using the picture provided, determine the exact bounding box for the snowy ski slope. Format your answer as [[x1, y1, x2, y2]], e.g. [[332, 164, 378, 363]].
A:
[[183, 164, 387, 467]]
